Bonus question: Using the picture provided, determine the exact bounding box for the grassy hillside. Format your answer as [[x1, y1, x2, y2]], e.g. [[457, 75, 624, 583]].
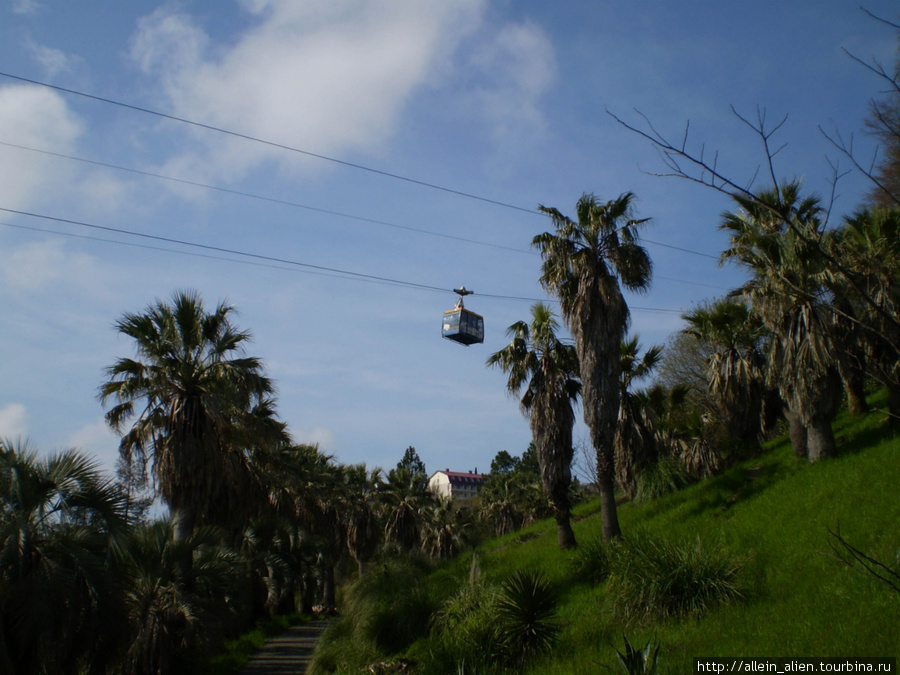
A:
[[312, 393, 900, 673], [422, 393, 899, 672]]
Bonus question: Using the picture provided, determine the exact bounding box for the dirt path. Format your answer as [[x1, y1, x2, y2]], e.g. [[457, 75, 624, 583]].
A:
[[235, 619, 330, 674]]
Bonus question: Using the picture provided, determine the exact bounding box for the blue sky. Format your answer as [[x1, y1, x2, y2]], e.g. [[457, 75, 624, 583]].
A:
[[0, 0, 896, 481]]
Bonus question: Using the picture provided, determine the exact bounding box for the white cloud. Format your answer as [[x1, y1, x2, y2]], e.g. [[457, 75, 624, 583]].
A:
[[23, 38, 74, 77], [0, 403, 28, 439], [1, 239, 65, 290], [11, 0, 40, 15], [0, 84, 82, 209], [467, 20, 556, 142], [129, 0, 485, 182], [292, 426, 336, 451], [66, 418, 122, 476]]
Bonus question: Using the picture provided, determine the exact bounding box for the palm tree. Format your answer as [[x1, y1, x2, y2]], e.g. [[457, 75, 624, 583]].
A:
[[535, 193, 653, 539], [341, 464, 383, 577], [380, 465, 433, 553], [419, 497, 469, 560], [720, 183, 843, 461], [477, 472, 528, 537], [120, 520, 240, 675], [488, 303, 581, 549], [682, 298, 770, 448], [828, 207, 900, 426], [265, 443, 347, 608], [99, 290, 278, 547], [614, 336, 663, 501], [0, 439, 129, 674]]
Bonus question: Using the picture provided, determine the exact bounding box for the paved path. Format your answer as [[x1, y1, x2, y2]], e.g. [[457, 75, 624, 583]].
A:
[[236, 620, 330, 674]]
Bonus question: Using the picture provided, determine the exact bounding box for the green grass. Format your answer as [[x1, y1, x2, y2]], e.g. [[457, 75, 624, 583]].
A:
[[394, 391, 900, 673], [204, 612, 312, 673]]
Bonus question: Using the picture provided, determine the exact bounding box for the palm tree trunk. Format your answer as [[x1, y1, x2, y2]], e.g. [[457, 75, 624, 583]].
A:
[[806, 417, 836, 462], [172, 507, 194, 581], [886, 384, 900, 431], [596, 448, 621, 540], [553, 506, 577, 549], [786, 409, 808, 458], [842, 367, 869, 416], [320, 560, 336, 608]]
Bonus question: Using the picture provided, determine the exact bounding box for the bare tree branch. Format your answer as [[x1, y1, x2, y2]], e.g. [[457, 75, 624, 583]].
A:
[[827, 525, 900, 594], [609, 107, 900, 362]]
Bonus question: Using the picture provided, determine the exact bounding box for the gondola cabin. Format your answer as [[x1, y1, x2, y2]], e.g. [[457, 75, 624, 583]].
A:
[[442, 287, 484, 345], [442, 306, 484, 345]]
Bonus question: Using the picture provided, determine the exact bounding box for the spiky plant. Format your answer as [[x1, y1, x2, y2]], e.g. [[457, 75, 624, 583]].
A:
[[614, 634, 660, 674], [496, 570, 560, 669]]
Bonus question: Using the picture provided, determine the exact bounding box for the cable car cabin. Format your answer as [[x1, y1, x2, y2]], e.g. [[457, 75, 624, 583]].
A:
[[442, 306, 484, 345]]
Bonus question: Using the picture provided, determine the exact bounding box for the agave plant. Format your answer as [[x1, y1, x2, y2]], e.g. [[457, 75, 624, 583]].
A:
[[614, 633, 660, 675]]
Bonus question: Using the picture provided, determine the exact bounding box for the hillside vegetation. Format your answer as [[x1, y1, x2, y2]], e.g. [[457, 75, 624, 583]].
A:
[[313, 392, 900, 673]]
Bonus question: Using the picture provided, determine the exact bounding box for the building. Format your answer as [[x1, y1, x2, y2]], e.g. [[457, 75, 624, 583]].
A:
[[427, 469, 484, 503]]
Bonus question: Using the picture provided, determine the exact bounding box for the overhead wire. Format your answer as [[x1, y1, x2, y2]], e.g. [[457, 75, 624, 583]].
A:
[[0, 207, 686, 314], [0, 140, 728, 292], [0, 71, 538, 214], [0, 71, 725, 263]]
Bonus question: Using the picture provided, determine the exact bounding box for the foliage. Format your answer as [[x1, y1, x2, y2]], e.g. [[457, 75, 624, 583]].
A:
[[614, 634, 660, 675], [720, 183, 843, 461], [426, 573, 504, 673], [614, 336, 664, 501], [120, 521, 242, 674], [535, 192, 654, 540], [570, 536, 617, 586], [633, 455, 690, 504], [490, 450, 520, 475], [487, 302, 581, 549], [495, 570, 561, 670], [320, 556, 438, 670], [100, 290, 284, 538], [606, 531, 744, 623], [0, 439, 130, 674]]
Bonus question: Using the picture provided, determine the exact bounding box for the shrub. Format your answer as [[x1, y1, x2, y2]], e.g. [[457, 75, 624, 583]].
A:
[[634, 456, 690, 503], [424, 579, 504, 674], [571, 536, 617, 585], [614, 633, 660, 674], [309, 557, 437, 674], [608, 531, 743, 623], [495, 570, 561, 669], [345, 557, 437, 654]]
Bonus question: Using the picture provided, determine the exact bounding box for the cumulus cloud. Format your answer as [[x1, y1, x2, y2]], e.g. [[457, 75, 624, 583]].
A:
[[293, 426, 336, 451], [23, 38, 76, 77], [0, 403, 28, 439], [1, 239, 66, 290], [129, 0, 485, 181], [466, 20, 556, 142], [66, 418, 122, 476], [11, 0, 41, 15], [0, 84, 82, 209]]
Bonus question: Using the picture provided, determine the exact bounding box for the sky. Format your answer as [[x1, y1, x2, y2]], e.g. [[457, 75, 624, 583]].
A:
[[0, 0, 897, 484]]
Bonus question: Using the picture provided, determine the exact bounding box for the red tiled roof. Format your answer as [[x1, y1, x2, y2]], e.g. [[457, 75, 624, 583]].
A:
[[437, 470, 484, 485]]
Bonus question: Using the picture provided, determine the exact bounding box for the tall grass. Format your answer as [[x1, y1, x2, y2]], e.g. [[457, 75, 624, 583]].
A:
[[607, 531, 744, 623], [308, 556, 437, 674]]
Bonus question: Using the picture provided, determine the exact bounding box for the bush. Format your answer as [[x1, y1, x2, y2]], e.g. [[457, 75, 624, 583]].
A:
[[496, 570, 561, 669], [608, 531, 743, 623], [571, 536, 617, 586], [634, 456, 690, 503], [345, 558, 437, 654], [423, 579, 504, 674], [309, 557, 437, 674]]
